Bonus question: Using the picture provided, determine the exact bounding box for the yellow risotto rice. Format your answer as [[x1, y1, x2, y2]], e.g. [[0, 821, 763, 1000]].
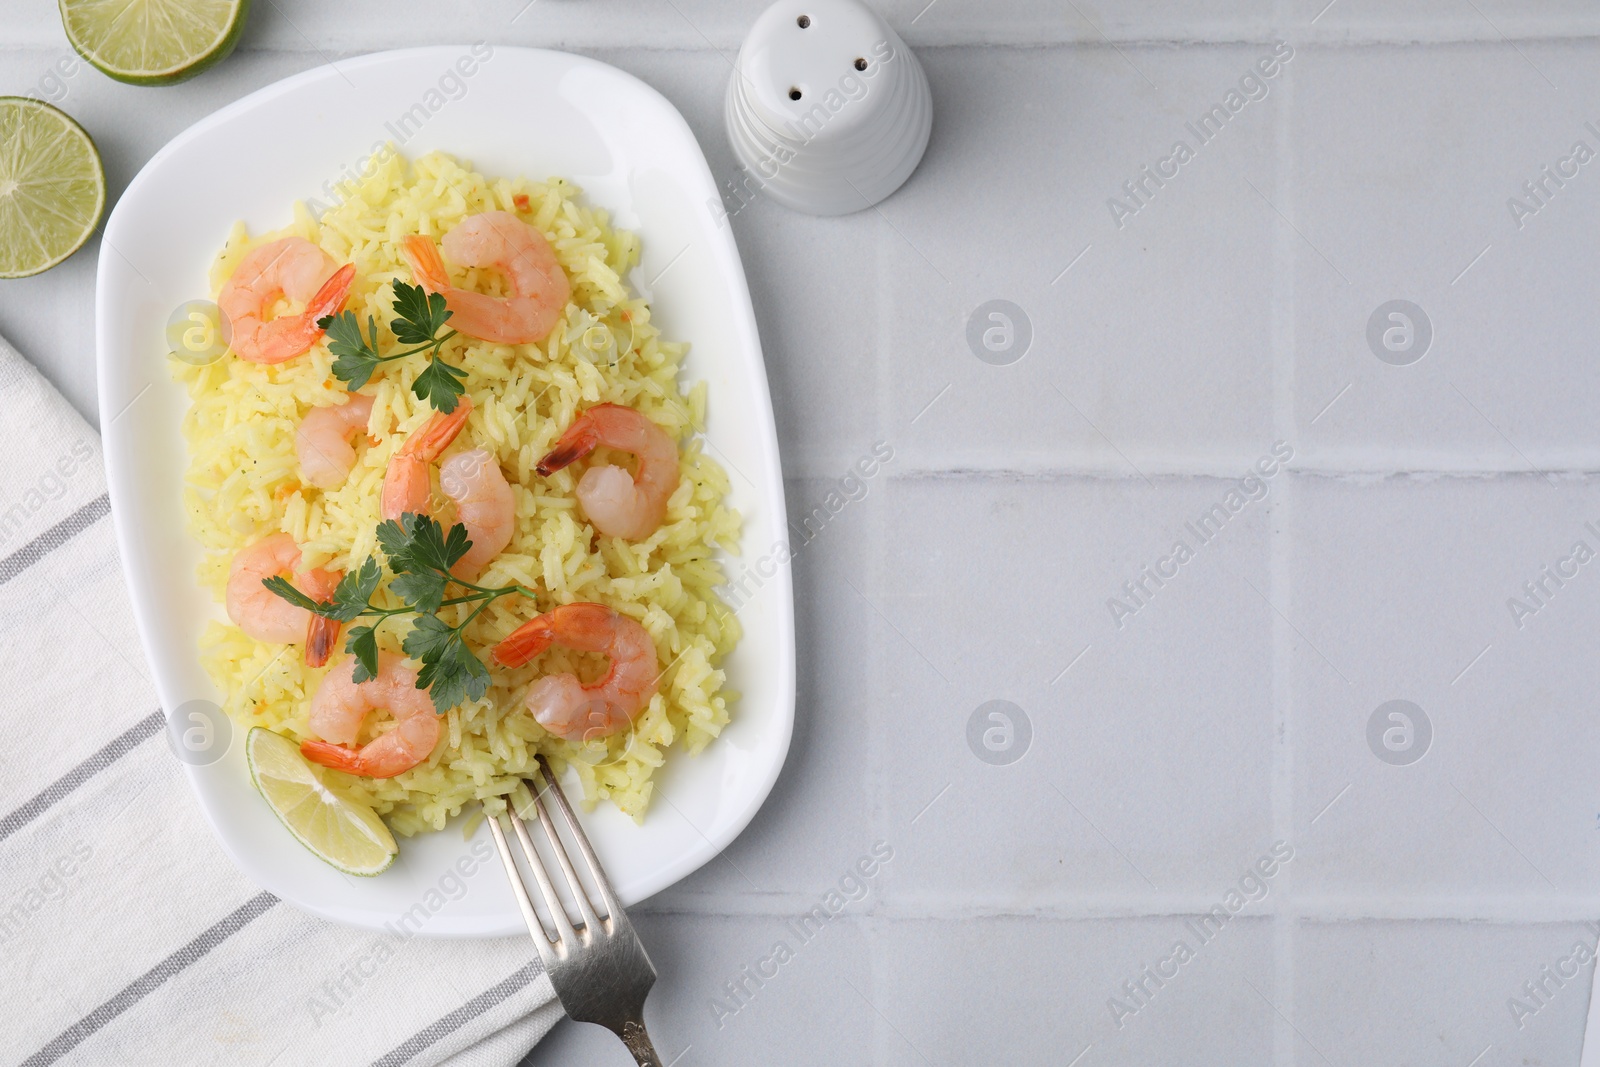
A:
[[172, 149, 741, 831]]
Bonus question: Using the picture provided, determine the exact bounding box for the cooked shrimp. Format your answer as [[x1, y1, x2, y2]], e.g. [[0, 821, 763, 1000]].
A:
[[219, 237, 355, 365], [400, 211, 570, 345], [225, 533, 342, 667], [380, 396, 474, 521], [439, 449, 515, 574], [536, 404, 679, 540], [300, 653, 440, 778], [296, 394, 375, 489], [492, 603, 660, 743]]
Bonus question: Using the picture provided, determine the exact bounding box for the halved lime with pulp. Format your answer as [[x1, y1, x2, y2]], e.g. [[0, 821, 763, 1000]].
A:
[[0, 97, 105, 279], [246, 727, 398, 877], [59, 0, 250, 86]]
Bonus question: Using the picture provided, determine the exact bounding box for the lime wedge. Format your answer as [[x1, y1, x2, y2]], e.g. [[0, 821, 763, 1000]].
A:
[[59, 0, 250, 86], [246, 727, 398, 877], [0, 98, 105, 279]]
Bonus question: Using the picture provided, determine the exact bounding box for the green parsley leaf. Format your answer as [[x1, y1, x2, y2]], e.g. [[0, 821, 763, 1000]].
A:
[[322, 311, 384, 391], [262, 512, 535, 714], [390, 570, 449, 615], [411, 355, 468, 414], [390, 281, 452, 346], [375, 516, 417, 573], [325, 557, 382, 622], [397, 512, 472, 574], [262, 574, 321, 613], [345, 625, 379, 682], [319, 283, 462, 412], [402, 614, 491, 712], [441, 523, 473, 571], [400, 611, 453, 663]]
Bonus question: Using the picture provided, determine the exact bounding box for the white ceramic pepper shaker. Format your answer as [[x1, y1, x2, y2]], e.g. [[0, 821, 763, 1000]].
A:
[[723, 0, 933, 216]]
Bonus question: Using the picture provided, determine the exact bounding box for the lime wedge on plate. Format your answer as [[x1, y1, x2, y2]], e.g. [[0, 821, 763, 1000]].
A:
[[246, 727, 398, 877], [59, 0, 250, 86], [0, 97, 105, 279]]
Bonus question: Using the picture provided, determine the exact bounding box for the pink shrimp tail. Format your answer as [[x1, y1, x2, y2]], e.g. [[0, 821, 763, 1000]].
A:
[[305, 616, 341, 668], [309, 262, 356, 322], [401, 235, 450, 293], [300, 739, 369, 774], [301, 738, 419, 780], [299, 566, 344, 668], [379, 396, 474, 521], [401, 395, 473, 461], [492, 618, 556, 667], [535, 415, 602, 476], [493, 603, 614, 667]]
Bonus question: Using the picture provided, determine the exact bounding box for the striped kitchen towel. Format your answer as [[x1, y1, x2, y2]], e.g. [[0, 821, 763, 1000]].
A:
[[0, 333, 561, 1067]]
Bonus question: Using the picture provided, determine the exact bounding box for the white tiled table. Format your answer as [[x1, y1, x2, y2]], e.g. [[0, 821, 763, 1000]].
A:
[[7, 1, 1600, 1063]]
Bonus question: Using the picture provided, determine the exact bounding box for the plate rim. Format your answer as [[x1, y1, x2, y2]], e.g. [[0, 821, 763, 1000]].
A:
[[95, 44, 795, 936]]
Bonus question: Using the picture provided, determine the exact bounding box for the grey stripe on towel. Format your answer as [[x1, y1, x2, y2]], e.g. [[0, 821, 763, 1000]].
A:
[[372, 962, 544, 1067], [0, 710, 164, 844], [0, 493, 111, 586], [20, 891, 279, 1067]]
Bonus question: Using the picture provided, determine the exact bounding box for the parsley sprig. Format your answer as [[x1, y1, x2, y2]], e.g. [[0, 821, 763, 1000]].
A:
[[263, 514, 537, 713], [318, 281, 466, 413]]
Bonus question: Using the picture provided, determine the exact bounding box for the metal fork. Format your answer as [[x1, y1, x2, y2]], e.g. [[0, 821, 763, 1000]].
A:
[[488, 755, 663, 1066]]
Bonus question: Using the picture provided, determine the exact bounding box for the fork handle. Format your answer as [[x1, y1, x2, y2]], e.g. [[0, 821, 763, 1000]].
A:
[[620, 1017, 663, 1067]]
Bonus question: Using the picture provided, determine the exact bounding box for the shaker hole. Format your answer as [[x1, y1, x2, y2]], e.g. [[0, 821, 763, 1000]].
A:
[[797, 14, 811, 27], [789, 87, 802, 100], [854, 57, 868, 71]]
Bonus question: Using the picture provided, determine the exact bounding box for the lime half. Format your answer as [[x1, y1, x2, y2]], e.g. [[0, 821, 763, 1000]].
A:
[[246, 727, 398, 877], [59, 0, 250, 86], [0, 98, 105, 279]]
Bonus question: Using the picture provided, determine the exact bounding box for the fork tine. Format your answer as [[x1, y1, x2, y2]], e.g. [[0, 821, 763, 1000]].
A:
[[508, 799, 596, 942], [534, 755, 622, 920], [499, 796, 580, 949], [486, 811, 557, 969], [522, 766, 606, 936], [494, 762, 662, 1064]]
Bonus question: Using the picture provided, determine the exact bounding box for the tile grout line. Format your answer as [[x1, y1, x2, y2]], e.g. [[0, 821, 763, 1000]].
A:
[[637, 895, 1600, 921], [859, 462, 1600, 480], [868, 184, 893, 1067], [1268, 10, 1298, 1065], [21, 31, 1599, 54]]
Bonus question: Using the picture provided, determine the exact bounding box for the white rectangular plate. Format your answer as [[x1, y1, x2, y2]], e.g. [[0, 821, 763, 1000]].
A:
[[96, 46, 794, 937]]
